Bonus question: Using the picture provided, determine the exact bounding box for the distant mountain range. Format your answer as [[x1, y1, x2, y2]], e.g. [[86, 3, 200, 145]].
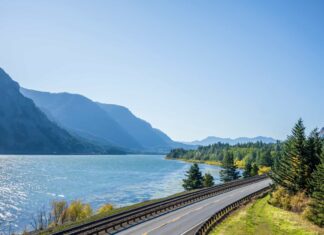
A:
[[21, 88, 186, 153], [183, 136, 277, 146], [0, 68, 119, 154], [0, 67, 187, 154], [3, 67, 318, 154]]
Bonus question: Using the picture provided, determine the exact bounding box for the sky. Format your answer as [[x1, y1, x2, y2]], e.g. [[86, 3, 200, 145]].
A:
[[0, 0, 323, 141]]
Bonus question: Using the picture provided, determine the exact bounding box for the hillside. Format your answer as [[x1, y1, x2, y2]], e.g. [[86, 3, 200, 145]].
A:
[[21, 89, 188, 153], [0, 68, 118, 154], [97, 103, 180, 152]]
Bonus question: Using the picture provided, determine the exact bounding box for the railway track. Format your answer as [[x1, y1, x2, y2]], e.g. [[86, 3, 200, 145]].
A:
[[50, 175, 268, 235]]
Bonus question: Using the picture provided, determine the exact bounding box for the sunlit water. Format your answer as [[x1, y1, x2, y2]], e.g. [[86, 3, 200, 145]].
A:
[[0, 155, 224, 232]]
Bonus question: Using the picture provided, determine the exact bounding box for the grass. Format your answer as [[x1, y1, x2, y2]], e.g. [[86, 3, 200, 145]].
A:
[[210, 195, 324, 235]]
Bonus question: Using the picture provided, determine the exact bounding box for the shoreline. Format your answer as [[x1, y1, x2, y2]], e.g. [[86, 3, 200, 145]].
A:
[[166, 157, 246, 170], [165, 157, 223, 166]]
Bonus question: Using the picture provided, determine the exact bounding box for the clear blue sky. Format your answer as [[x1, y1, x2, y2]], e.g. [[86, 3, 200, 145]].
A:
[[0, 0, 323, 141]]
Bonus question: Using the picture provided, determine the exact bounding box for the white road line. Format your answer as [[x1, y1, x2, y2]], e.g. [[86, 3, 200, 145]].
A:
[[138, 181, 270, 235]]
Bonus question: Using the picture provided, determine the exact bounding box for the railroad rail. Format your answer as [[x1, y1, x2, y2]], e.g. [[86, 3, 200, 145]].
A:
[[50, 175, 269, 235]]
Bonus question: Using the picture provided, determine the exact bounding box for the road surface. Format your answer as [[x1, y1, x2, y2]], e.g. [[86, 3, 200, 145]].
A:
[[117, 178, 271, 235]]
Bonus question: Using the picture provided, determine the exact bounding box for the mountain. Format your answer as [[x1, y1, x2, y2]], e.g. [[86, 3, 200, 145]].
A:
[[97, 103, 178, 152], [184, 136, 277, 146], [21, 89, 188, 153], [320, 127, 324, 138], [21, 88, 142, 151], [0, 68, 119, 154]]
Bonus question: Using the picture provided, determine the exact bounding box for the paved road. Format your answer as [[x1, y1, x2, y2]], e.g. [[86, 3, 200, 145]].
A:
[[117, 179, 271, 235]]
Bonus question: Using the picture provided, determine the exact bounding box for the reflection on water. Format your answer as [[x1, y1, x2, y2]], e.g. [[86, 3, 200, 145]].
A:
[[0, 155, 223, 232]]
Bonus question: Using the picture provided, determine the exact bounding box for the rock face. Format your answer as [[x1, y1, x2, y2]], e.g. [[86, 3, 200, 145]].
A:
[[21, 89, 188, 153], [0, 68, 115, 154]]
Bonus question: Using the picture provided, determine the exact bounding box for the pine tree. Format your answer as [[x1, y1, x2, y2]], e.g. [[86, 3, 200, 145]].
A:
[[306, 129, 322, 191], [243, 162, 252, 178], [307, 147, 324, 226], [271, 119, 308, 193], [251, 163, 259, 176], [203, 173, 214, 187], [182, 163, 204, 190], [257, 150, 273, 167], [220, 152, 240, 182]]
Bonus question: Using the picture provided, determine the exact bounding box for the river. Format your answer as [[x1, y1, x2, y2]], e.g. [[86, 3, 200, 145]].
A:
[[0, 154, 224, 232]]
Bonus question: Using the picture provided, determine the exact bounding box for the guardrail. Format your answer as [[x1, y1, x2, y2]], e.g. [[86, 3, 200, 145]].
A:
[[194, 186, 271, 235], [49, 175, 268, 235]]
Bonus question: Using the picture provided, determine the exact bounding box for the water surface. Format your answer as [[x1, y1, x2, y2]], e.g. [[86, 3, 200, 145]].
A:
[[0, 155, 223, 232]]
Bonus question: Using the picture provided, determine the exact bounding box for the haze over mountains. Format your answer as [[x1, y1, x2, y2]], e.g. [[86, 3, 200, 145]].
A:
[[21, 88, 185, 153], [184, 136, 277, 146], [0, 67, 186, 154], [3, 67, 318, 154], [0, 68, 116, 154]]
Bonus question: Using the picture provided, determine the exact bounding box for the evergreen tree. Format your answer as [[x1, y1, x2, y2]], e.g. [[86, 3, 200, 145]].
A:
[[203, 173, 214, 187], [271, 119, 308, 193], [306, 129, 322, 191], [182, 163, 204, 190], [307, 147, 324, 226], [257, 150, 273, 167], [220, 152, 240, 182], [251, 163, 259, 176], [243, 162, 252, 178]]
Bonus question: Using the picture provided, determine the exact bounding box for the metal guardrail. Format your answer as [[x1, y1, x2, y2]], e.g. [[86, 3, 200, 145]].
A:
[[49, 175, 268, 235], [194, 186, 271, 235]]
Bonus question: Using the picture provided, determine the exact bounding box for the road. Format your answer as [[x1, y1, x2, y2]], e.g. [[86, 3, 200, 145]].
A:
[[117, 178, 271, 235]]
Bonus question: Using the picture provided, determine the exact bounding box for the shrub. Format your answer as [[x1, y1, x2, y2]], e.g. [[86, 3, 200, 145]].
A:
[[97, 204, 114, 214], [268, 186, 292, 210], [235, 159, 245, 168], [67, 200, 83, 222], [258, 166, 271, 175], [51, 200, 68, 225], [269, 187, 309, 213], [66, 200, 93, 222], [80, 203, 93, 220], [290, 191, 309, 213]]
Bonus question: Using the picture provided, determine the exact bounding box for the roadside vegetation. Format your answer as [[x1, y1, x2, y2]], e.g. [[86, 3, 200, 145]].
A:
[[209, 119, 323, 234], [270, 119, 323, 227], [210, 195, 323, 235], [170, 119, 323, 228], [28, 200, 114, 233], [24, 190, 194, 235]]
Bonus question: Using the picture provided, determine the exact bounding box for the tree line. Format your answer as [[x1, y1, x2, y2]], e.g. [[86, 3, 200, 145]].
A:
[[167, 140, 281, 177], [180, 119, 323, 227], [270, 119, 323, 227]]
